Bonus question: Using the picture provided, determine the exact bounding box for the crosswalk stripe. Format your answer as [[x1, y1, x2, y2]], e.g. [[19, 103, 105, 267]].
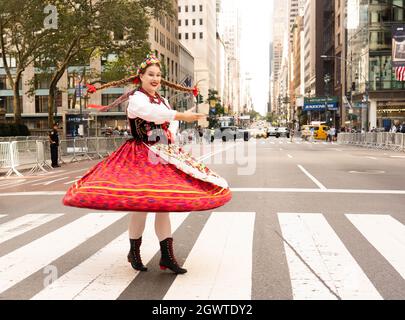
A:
[[31, 212, 189, 300], [0, 214, 7, 219], [164, 212, 255, 300], [0, 212, 127, 294], [64, 176, 82, 185], [346, 214, 405, 279], [278, 213, 382, 300], [0, 214, 64, 244]]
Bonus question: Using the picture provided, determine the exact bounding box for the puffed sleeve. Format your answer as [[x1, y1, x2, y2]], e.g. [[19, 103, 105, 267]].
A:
[[127, 91, 177, 124]]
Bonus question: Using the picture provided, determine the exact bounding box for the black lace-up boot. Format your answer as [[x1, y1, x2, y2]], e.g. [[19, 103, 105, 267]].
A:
[[128, 237, 148, 272], [159, 237, 187, 274]]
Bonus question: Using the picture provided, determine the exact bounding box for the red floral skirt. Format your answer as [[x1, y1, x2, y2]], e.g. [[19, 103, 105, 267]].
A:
[[63, 140, 232, 212]]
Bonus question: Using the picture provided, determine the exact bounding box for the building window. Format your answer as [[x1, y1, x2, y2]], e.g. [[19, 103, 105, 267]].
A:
[[192, 5, 196, 12], [178, 20, 181, 26], [200, 5, 203, 12], [35, 96, 49, 113], [0, 96, 18, 113], [200, 32, 203, 39], [178, 6, 181, 13], [102, 94, 124, 112], [185, 19, 188, 26], [171, 60, 174, 76], [200, 19, 203, 25], [154, 28, 158, 42], [185, 5, 188, 12], [192, 33, 196, 39], [192, 19, 196, 25], [35, 75, 51, 89], [185, 33, 189, 40], [179, 33, 182, 40]]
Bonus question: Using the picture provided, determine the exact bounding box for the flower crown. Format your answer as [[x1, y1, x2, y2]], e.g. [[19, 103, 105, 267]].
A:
[[134, 54, 161, 84]]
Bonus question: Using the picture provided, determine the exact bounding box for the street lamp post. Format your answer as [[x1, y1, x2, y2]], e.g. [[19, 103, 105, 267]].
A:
[[324, 73, 331, 125]]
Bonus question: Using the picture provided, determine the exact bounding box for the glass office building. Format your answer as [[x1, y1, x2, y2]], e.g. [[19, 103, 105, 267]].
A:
[[347, 0, 405, 131]]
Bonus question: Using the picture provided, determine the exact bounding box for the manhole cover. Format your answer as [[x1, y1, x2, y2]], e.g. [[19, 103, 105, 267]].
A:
[[349, 170, 385, 175]]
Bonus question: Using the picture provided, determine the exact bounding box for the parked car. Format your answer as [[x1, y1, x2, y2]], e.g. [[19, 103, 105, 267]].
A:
[[252, 128, 267, 139], [267, 127, 278, 137], [219, 126, 239, 141], [301, 124, 329, 140], [277, 127, 290, 138]]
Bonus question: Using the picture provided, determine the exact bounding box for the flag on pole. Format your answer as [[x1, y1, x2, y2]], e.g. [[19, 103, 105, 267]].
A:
[[395, 66, 405, 81]]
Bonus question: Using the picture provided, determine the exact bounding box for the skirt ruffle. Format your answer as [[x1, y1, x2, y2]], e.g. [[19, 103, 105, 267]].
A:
[[63, 140, 232, 212]]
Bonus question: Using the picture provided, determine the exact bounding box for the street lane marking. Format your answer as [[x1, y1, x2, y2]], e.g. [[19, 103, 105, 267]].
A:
[[31, 212, 189, 300], [164, 212, 255, 300], [287, 154, 293, 159], [0, 168, 90, 190], [346, 214, 405, 279], [198, 143, 240, 162], [0, 214, 64, 244], [0, 212, 127, 294], [297, 165, 327, 190], [32, 177, 69, 186], [278, 213, 382, 300], [365, 157, 377, 160], [0, 215, 7, 219], [64, 176, 83, 185], [390, 156, 405, 159]]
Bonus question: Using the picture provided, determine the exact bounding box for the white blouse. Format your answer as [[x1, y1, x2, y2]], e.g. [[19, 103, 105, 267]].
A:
[[127, 90, 179, 136], [127, 91, 177, 124]]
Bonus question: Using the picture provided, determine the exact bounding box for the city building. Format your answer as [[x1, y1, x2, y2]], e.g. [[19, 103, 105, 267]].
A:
[[347, 0, 405, 131], [334, 0, 348, 129], [178, 0, 217, 126], [222, 1, 242, 115], [178, 43, 195, 113], [291, 15, 305, 125], [302, 0, 336, 124], [271, 0, 288, 116]]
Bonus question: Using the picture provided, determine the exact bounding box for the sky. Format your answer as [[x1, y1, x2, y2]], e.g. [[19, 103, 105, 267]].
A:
[[239, 0, 273, 116]]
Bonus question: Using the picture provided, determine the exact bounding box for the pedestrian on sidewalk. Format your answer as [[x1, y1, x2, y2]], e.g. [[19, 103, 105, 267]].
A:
[[49, 123, 60, 168], [63, 54, 232, 275]]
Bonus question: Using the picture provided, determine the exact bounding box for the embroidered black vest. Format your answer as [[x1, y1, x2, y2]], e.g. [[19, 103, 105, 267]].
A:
[[128, 89, 172, 144]]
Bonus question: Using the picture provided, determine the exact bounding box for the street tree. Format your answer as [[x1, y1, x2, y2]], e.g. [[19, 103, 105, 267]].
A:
[[33, 0, 173, 128], [0, 0, 54, 124]]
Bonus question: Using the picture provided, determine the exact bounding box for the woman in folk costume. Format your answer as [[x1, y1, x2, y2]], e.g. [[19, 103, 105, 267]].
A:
[[63, 54, 232, 274]]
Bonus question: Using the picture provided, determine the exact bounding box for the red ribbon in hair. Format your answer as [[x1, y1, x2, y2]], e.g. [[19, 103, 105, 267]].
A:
[[86, 84, 97, 93], [192, 86, 199, 97]]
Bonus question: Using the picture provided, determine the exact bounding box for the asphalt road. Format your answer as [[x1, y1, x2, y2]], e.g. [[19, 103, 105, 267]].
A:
[[0, 137, 405, 300]]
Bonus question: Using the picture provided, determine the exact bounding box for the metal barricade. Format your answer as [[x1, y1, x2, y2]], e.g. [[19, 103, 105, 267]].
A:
[[3, 141, 39, 176], [71, 139, 92, 162], [394, 133, 404, 151], [0, 142, 12, 175], [365, 133, 375, 148], [386, 133, 396, 150], [85, 138, 102, 159], [28, 140, 52, 174], [59, 139, 72, 164], [96, 137, 110, 157]]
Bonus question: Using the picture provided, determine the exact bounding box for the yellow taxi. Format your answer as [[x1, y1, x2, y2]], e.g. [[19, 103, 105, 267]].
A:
[[301, 124, 330, 140]]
